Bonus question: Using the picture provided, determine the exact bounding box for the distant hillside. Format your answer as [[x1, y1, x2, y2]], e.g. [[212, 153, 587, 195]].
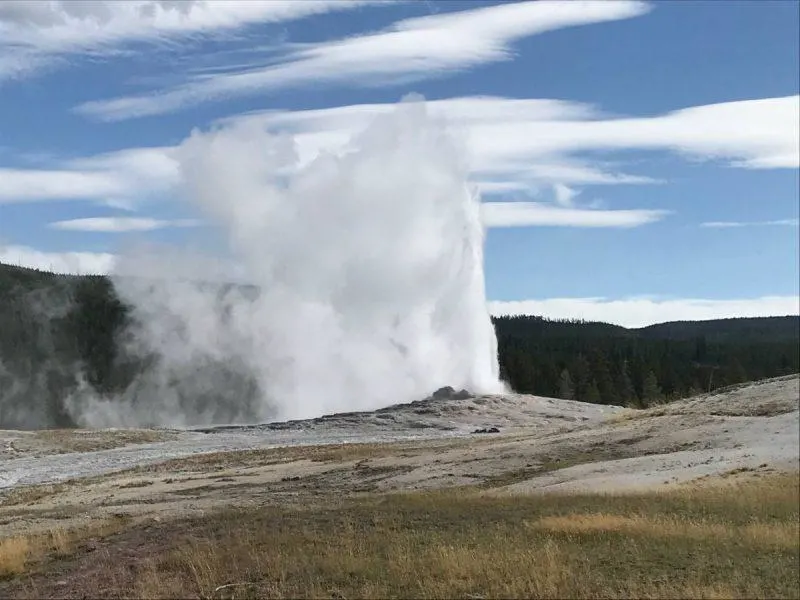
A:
[[0, 262, 798, 428], [491, 314, 799, 344], [492, 314, 798, 406], [637, 316, 800, 343]]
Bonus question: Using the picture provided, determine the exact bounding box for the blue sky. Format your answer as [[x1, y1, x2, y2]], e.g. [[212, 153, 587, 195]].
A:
[[0, 0, 797, 326]]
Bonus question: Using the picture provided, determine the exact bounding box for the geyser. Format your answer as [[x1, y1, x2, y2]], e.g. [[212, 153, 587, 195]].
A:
[[69, 96, 504, 427]]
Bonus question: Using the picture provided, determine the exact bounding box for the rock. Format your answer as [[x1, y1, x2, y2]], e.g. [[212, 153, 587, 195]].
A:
[[431, 386, 473, 400], [472, 427, 500, 434]]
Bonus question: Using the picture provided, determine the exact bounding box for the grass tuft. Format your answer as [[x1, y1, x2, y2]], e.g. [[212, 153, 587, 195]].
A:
[[0, 519, 129, 580]]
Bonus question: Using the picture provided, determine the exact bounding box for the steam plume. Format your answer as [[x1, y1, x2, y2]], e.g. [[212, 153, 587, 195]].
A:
[[69, 95, 505, 426]]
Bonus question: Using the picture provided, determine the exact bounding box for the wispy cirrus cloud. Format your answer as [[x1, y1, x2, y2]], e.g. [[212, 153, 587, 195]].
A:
[[489, 296, 800, 328], [0, 167, 127, 203], [48, 217, 201, 232], [0, 0, 375, 81], [42, 204, 671, 233], [240, 94, 798, 176], [701, 218, 799, 228], [481, 202, 668, 228], [2, 94, 796, 230], [0, 146, 179, 204], [74, 1, 652, 121]]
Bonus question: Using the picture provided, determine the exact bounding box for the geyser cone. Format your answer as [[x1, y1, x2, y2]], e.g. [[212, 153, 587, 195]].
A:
[[71, 96, 504, 427]]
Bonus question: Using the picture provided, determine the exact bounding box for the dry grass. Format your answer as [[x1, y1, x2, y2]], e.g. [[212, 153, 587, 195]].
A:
[[0, 472, 796, 598], [0, 538, 29, 578], [480, 446, 641, 488], [0, 483, 68, 507], [0, 471, 787, 599], [135, 528, 582, 600], [29, 429, 179, 454], [604, 406, 669, 425], [530, 512, 797, 549], [0, 518, 128, 579], [131, 441, 433, 475], [604, 408, 644, 424]]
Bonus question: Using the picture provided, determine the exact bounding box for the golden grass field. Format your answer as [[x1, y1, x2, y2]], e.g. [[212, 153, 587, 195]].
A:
[[1, 471, 797, 599]]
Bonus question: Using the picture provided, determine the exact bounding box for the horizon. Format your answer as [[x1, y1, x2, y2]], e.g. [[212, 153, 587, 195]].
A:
[[2, 259, 797, 331]]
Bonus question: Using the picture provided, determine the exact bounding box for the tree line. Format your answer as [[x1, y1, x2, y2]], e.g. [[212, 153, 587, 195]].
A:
[[494, 315, 798, 406], [0, 263, 798, 427]]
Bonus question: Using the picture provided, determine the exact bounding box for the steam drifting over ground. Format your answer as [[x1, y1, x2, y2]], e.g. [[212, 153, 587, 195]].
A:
[[66, 95, 505, 427]]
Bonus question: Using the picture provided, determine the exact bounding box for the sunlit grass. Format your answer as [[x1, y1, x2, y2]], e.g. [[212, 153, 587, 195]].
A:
[[124, 472, 799, 599], [0, 519, 127, 580]]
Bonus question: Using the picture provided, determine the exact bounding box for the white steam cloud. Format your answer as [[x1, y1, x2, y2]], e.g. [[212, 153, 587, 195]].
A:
[[68, 95, 504, 427]]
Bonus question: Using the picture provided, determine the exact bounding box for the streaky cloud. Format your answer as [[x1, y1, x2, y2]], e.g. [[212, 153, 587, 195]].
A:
[[74, 1, 651, 121]]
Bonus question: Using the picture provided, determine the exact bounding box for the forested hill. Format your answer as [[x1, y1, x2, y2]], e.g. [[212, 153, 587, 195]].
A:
[[0, 262, 798, 428], [493, 314, 799, 343], [494, 315, 799, 406]]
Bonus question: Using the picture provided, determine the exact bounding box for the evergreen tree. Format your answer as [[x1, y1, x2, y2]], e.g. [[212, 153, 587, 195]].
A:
[[642, 370, 664, 405], [571, 353, 591, 401], [617, 359, 637, 407], [585, 379, 602, 404], [727, 358, 748, 385], [558, 368, 575, 400], [693, 335, 708, 362], [592, 352, 618, 405], [69, 277, 128, 394]]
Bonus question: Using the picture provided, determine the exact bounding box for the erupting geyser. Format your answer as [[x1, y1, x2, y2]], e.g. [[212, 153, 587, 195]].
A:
[[68, 96, 505, 427]]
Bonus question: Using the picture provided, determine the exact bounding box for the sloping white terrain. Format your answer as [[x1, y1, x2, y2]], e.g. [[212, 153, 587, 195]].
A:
[[0, 387, 620, 489], [1, 376, 797, 495]]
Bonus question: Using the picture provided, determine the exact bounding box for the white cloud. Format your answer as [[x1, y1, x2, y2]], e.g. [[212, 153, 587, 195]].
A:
[[475, 180, 538, 195], [489, 296, 800, 328], [3, 94, 796, 228], [0, 146, 179, 204], [48, 217, 201, 232], [0, 0, 373, 81], [220, 94, 800, 183], [481, 202, 668, 228], [701, 218, 799, 228], [44, 204, 669, 231], [0, 168, 127, 202], [75, 1, 651, 121], [0, 244, 115, 275], [464, 94, 799, 172], [553, 183, 578, 207]]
